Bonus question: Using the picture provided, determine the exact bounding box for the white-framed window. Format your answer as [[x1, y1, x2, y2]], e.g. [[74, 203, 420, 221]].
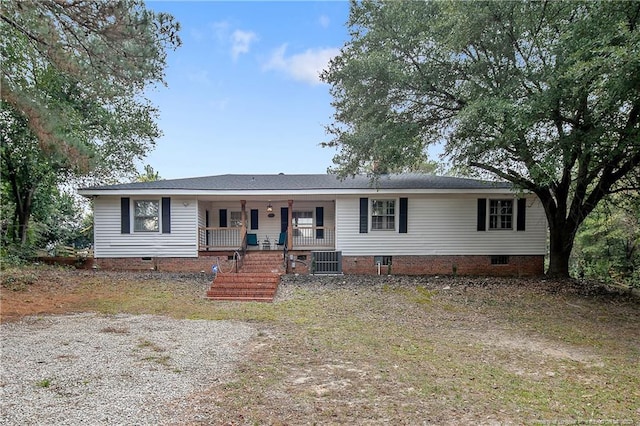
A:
[[489, 199, 513, 230], [230, 211, 243, 228], [134, 200, 159, 232], [292, 211, 313, 237], [371, 199, 395, 230]]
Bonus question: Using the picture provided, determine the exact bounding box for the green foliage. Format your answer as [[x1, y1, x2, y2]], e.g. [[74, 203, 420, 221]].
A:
[[572, 193, 640, 287], [1, 1, 181, 162], [323, 1, 640, 277], [1, 109, 93, 255], [36, 378, 52, 389], [0, 0, 179, 254], [137, 164, 162, 182]]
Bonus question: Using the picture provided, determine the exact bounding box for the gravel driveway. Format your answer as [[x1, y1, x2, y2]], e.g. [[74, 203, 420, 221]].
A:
[[0, 313, 255, 425]]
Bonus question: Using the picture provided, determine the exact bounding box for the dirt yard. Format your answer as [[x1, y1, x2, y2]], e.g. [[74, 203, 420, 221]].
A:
[[1, 266, 639, 425]]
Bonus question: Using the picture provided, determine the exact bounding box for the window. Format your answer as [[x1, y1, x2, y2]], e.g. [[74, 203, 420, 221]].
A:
[[489, 199, 513, 230], [371, 199, 395, 230], [134, 200, 159, 232], [292, 211, 313, 237], [230, 211, 243, 228]]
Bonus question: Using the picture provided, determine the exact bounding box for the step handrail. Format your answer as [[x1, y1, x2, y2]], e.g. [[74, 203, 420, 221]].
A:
[[234, 250, 242, 273]]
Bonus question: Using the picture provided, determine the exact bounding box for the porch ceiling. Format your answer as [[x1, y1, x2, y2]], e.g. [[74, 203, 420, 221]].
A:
[[194, 195, 337, 203]]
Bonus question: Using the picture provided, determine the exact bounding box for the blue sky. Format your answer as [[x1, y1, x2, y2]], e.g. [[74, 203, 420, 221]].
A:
[[143, 1, 351, 180]]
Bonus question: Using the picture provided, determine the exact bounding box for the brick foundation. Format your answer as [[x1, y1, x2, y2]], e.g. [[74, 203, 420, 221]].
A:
[[95, 254, 236, 273], [342, 255, 544, 277], [95, 253, 544, 277]]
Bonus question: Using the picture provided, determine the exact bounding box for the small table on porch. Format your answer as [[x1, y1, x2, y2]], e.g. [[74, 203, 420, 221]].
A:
[[262, 239, 271, 250]]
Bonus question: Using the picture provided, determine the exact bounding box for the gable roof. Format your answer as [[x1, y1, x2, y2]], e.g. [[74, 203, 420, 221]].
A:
[[78, 173, 513, 196]]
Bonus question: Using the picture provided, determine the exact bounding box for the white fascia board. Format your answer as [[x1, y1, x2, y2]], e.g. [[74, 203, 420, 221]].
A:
[[78, 187, 523, 197]]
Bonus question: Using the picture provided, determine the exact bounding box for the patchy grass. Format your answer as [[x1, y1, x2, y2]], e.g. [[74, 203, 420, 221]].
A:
[[35, 378, 52, 389], [1, 268, 639, 424], [210, 283, 640, 424], [136, 339, 165, 352], [1, 268, 38, 291], [100, 326, 129, 334]]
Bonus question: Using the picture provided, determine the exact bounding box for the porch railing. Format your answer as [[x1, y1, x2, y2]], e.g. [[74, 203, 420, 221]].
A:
[[198, 227, 242, 250], [291, 226, 335, 248], [198, 226, 335, 251]]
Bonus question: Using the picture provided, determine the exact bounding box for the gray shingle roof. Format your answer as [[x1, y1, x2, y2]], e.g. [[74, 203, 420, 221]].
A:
[[79, 173, 512, 192]]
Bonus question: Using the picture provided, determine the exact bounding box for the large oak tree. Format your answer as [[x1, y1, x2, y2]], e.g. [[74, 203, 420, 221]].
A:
[[322, 0, 640, 277]]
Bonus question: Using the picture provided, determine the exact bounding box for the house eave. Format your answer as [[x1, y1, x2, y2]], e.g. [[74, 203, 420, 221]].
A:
[[78, 187, 525, 198]]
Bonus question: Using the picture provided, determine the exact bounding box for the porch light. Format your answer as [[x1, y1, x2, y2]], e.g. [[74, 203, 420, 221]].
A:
[[267, 202, 274, 217]]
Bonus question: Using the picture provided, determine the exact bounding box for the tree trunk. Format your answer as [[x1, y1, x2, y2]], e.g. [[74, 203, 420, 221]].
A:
[[15, 200, 32, 246], [547, 232, 571, 278], [545, 209, 580, 278], [8, 174, 36, 247]]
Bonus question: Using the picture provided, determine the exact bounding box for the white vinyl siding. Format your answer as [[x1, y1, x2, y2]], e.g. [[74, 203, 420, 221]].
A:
[[335, 194, 546, 256], [93, 196, 198, 258], [93, 192, 545, 258]]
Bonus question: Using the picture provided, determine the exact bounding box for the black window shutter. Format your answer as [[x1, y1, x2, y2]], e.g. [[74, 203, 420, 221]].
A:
[[316, 206, 324, 239], [359, 198, 368, 233], [517, 198, 526, 231], [477, 198, 487, 231], [121, 197, 130, 234], [250, 209, 259, 230], [280, 207, 288, 232], [399, 197, 408, 234], [219, 209, 227, 228], [162, 197, 171, 234]]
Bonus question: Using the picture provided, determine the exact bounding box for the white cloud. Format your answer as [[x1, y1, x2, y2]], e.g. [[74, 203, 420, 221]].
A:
[[231, 29, 258, 61], [210, 22, 258, 60], [263, 44, 340, 86], [319, 14, 330, 29], [211, 21, 231, 43]]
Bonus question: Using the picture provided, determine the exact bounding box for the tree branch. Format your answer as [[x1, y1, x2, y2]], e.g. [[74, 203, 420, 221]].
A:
[[0, 13, 49, 48]]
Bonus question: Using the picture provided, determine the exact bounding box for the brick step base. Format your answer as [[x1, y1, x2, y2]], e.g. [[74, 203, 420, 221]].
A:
[[208, 290, 277, 298], [206, 274, 280, 301], [207, 252, 284, 301], [209, 296, 275, 302], [208, 291, 277, 299], [213, 273, 280, 284]]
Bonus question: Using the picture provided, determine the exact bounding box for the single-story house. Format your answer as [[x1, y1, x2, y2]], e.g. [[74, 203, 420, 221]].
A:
[[78, 173, 547, 276]]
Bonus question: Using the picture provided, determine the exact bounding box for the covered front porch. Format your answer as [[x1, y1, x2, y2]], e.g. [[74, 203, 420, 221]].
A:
[[196, 198, 336, 253]]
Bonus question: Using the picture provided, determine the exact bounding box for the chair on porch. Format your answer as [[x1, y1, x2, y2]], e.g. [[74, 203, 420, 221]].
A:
[[247, 233, 259, 247], [276, 232, 287, 248]]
